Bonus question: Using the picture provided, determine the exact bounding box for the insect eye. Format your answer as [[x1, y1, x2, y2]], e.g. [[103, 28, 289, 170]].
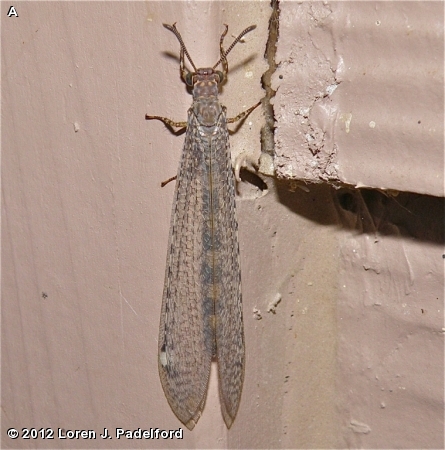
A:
[[216, 71, 224, 84], [185, 73, 194, 86]]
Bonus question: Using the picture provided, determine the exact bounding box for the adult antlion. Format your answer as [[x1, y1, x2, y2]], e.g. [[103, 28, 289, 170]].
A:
[[146, 23, 260, 430]]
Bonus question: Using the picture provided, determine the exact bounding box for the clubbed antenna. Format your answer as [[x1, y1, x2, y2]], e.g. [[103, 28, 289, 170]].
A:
[[163, 23, 198, 72], [212, 25, 256, 70]]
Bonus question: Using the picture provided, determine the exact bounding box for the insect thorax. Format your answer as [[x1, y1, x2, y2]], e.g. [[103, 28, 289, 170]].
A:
[[192, 96, 223, 129]]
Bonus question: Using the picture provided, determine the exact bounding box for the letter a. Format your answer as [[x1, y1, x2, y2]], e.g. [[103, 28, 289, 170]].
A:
[[7, 6, 18, 17]]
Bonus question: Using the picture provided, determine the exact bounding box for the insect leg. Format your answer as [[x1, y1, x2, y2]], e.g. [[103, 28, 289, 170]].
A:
[[160, 175, 177, 187], [145, 114, 187, 129], [226, 100, 261, 124]]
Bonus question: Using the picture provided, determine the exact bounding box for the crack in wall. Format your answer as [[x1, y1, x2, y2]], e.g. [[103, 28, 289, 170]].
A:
[[259, 0, 280, 177]]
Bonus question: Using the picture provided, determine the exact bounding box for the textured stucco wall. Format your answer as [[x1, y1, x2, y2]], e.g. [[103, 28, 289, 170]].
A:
[[273, 1, 444, 197], [272, 2, 444, 448]]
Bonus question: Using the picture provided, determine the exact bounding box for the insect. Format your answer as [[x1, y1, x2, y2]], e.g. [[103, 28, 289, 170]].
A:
[[146, 23, 260, 430]]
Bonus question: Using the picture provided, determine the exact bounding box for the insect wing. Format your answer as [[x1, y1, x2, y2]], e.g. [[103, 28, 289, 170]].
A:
[[211, 116, 245, 428], [158, 112, 213, 430]]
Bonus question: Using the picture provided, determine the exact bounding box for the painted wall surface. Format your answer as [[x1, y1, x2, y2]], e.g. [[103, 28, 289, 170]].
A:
[[272, 2, 444, 448], [273, 1, 444, 197], [2, 2, 443, 449]]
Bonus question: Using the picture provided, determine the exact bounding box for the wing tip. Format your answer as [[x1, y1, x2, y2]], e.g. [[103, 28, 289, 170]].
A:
[[185, 419, 196, 431], [221, 406, 236, 429]]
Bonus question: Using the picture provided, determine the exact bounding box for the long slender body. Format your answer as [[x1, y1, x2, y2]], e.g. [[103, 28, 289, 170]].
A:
[[146, 23, 260, 430]]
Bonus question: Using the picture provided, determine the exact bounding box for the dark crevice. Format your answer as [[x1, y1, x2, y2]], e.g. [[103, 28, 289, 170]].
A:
[[239, 168, 268, 192], [334, 188, 444, 242], [260, 0, 280, 159], [276, 182, 444, 245]]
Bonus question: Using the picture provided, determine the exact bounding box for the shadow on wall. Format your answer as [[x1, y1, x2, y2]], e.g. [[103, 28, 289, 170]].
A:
[[274, 182, 444, 245]]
